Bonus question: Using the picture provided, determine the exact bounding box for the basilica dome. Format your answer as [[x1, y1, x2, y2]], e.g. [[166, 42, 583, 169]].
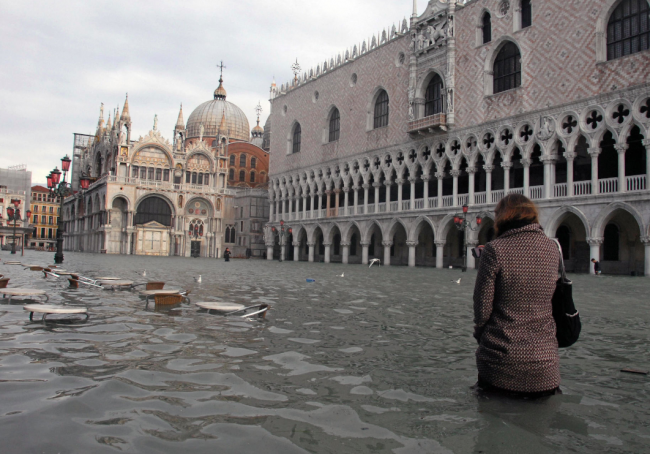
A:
[[185, 77, 250, 142]]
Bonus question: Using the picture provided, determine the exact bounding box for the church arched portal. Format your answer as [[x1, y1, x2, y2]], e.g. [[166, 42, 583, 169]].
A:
[[134, 196, 173, 256]]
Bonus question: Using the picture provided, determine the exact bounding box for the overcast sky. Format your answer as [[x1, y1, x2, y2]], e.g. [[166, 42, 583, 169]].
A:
[[0, 0, 411, 184]]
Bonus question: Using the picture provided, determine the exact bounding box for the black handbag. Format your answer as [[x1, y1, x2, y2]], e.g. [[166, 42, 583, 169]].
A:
[[552, 241, 581, 348]]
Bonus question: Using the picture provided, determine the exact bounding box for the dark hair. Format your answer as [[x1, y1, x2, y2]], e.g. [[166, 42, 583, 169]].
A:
[[494, 194, 539, 236]]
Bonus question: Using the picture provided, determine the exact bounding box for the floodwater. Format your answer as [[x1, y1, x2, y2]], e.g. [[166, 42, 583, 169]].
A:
[[1, 251, 649, 454]]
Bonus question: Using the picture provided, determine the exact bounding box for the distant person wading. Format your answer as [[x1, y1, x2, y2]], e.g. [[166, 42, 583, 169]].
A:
[[473, 194, 561, 397], [224, 248, 231, 262]]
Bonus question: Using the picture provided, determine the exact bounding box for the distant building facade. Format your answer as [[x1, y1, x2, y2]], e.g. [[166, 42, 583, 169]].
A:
[[0, 167, 32, 248], [63, 74, 270, 258], [29, 185, 59, 250], [266, 0, 650, 275]]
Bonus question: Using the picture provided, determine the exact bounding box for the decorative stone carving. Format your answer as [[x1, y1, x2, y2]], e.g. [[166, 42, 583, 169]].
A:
[[537, 116, 555, 141], [497, 0, 510, 17]]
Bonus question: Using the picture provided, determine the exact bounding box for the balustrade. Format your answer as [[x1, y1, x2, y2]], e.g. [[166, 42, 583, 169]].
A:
[[626, 175, 646, 192], [378, 202, 386, 213], [510, 187, 524, 195], [599, 177, 618, 194], [367, 205, 376, 214], [491, 190, 505, 203], [457, 194, 468, 206], [474, 192, 487, 204], [573, 180, 591, 196], [428, 198, 438, 208], [442, 195, 453, 207], [402, 200, 411, 210], [529, 185, 544, 200], [414, 199, 424, 209], [554, 183, 567, 198], [389, 201, 399, 211]]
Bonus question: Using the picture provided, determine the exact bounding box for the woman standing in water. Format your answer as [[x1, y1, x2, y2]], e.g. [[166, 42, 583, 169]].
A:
[[224, 248, 231, 262], [473, 194, 561, 397]]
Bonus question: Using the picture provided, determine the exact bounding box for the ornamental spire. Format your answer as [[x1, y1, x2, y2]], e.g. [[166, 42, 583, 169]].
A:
[[120, 93, 130, 121], [214, 61, 227, 100], [175, 103, 184, 130]]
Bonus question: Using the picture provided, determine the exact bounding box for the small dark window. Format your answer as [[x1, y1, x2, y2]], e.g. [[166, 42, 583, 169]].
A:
[[607, 0, 650, 60], [239, 170, 245, 182], [185, 171, 191, 183], [483, 12, 492, 44], [292, 123, 302, 154], [425, 74, 444, 116], [198, 173, 203, 185], [229, 154, 236, 166], [373, 90, 389, 129], [240, 154, 247, 167], [191, 172, 197, 184], [148, 167, 154, 180], [155, 168, 162, 181], [251, 157, 256, 169], [493, 42, 522, 93], [250, 171, 256, 183], [604, 223, 620, 261], [132, 166, 139, 178], [329, 108, 340, 142], [521, 0, 532, 28], [229, 168, 234, 180], [163, 169, 170, 181]]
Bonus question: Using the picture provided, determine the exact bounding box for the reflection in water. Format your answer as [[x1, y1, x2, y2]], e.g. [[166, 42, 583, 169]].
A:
[[0, 251, 649, 453]]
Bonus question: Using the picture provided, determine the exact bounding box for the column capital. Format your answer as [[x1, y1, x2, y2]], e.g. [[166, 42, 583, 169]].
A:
[[587, 237, 604, 246], [381, 240, 393, 247], [588, 147, 600, 157], [466, 240, 479, 247], [408, 177, 417, 183], [307, 241, 316, 247], [435, 172, 445, 179], [396, 178, 405, 185], [360, 241, 371, 247], [362, 183, 370, 189], [373, 182, 383, 188], [641, 236, 650, 244], [466, 167, 477, 174], [406, 241, 418, 247], [450, 170, 461, 177], [340, 242, 351, 247], [323, 242, 332, 247], [434, 240, 447, 246], [325, 189, 333, 195], [265, 242, 275, 247], [292, 241, 301, 247], [483, 165, 494, 172], [343, 186, 350, 192], [520, 158, 531, 167], [614, 144, 628, 153], [422, 174, 431, 181], [384, 180, 392, 187], [642, 139, 650, 147], [564, 152, 576, 161], [334, 188, 341, 194], [501, 162, 513, 170], [541, 156, 556, 164]]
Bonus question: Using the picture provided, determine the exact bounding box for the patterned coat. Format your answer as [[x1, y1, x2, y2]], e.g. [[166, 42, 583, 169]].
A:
[[473, 223, 561, 393]]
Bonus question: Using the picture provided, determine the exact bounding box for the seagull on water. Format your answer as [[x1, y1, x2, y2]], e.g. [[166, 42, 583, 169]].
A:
[[194, 275, 202, 283], [451, 278, 461, 284], [369, 258, 381, 268], [339, 272, 345, 278], [142, 269, 147, 277]]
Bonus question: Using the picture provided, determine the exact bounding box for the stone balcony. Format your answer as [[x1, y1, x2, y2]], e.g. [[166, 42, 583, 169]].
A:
[[86, 175, 234, 196], [407, 113, 447, 134]]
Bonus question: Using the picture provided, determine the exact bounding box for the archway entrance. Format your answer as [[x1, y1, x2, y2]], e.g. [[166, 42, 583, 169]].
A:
[[415, 220, 435, 267], [599, 208, 643, 275], [134, 196, 172, 256]]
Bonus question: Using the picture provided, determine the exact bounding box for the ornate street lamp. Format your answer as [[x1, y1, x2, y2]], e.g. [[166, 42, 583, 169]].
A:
[[453, 204, 487, 272], [47, 155, 84, 264], [6, 199, 30, 255]]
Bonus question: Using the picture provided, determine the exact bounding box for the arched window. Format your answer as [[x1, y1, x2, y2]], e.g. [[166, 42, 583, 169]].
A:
[[134, 197, 172, 226], [240, 154, 247, 167], [604, 223, 620, 261], [197, 173, 203, 185], [373, 90, 389, 129], [482, 12, 492, 44], [329, 108, 340, 142], [191, 172, 197, 184], [493, 42, 521, 93], [239, 170, 245, 182], [607, 0, 650, 60], [132, 166, 139, 178], [250, 171, 256, 183], [521, 0, 532, 28], [425, 74, 444, 116], [148, 167, 154, 180], [229, 168, 234, 180], [229, 154, 235, 166], [292, 123, 302, 154], [251, 157, 256, 169], [185, 171, 191, 183]]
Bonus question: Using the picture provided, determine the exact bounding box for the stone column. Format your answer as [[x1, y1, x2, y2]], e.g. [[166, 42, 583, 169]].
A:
[[341, 242, 350, 264], [437, 172, 444, 207], [382, 240, 392, 266], [566, 154, 575, 197], [320, 192, 326, 217], [484, 165, 493, 203], [323, 242, 331, 263], [642, 237, 650, 277], [467, 167, 476, 205], [385, 181, 392, 211], [353, 186, 359, 215], [302, 195, 307, 219], [435, 240, 446, 269], [312, 194, 317, 219], [542, 156, 556, 199], [502, 162, 512, 194], [363, 184, 369, 213], [325, 190, 331, 217], [361, 242, 370, 265], [266, 243, 274, 261], [280, 244, 286, 261], [407, 241, 417, 267], [522, 158, 531, 197], [587, 238, 603, 274], [422, 175, 430, 207], [270, 198, 275, 222], [644, 139, 650, 190], [409, 177, 416, 210], [308, 242, 315, 262], [616, 144, 627, 193], [288, 195, 293, 220], [589, 147, 600, 195], [466, 240, 479, 270], [374, 182, 381, 213], [334, 189, 341, 216], [275, 200, 280, 222], [451, 170, 460, 206], [293, 241, 300, 261], [397, 179, 403, 211], [284, 197, 289, 220], [343, 188, 349, 215]]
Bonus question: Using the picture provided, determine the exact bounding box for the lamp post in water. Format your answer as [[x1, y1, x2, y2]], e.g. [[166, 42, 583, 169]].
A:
[[6, 200, 31, 255], [453, 204, 486, 272]]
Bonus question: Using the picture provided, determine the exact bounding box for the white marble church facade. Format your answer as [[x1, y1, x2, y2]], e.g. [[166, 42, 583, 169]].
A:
[[266, 0, 650, 275]]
